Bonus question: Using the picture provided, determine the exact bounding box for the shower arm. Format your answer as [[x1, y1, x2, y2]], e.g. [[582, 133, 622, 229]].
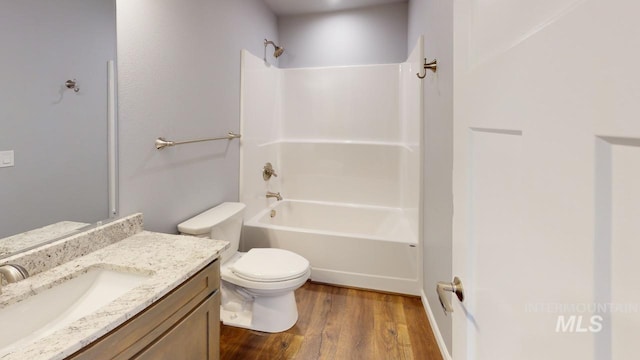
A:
[[264, 39, 275, 60]]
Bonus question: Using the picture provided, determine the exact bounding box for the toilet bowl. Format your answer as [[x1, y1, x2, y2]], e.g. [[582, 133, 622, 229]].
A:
[[178, 202, 310, 333]]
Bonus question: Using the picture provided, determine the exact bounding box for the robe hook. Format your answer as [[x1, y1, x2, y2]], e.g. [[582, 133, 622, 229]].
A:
[[417, 58, 437, 79]]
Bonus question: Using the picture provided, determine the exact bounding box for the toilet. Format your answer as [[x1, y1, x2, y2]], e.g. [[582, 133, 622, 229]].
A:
[[177, 202, 310, 333]]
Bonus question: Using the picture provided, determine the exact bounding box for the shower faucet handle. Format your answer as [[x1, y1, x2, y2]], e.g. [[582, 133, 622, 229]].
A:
[[263, 162, 278, 181]]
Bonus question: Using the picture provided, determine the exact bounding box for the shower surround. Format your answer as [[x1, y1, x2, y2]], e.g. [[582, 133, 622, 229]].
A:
[[240, 43, 422, 295]]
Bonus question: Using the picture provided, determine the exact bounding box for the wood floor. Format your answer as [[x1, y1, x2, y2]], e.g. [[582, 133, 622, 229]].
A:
[[220, 282, 443, 360]]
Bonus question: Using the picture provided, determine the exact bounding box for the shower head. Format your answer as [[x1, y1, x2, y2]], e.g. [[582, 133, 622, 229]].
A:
[[274, 46, 285, 58], [264, 39, 284, 59]]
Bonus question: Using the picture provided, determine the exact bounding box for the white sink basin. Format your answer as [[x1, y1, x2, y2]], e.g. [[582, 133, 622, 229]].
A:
[[0, 268, 149, 356]]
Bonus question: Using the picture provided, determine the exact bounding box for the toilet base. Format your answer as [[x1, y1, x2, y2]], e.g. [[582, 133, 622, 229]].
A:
[[221, 291, 299, 333]]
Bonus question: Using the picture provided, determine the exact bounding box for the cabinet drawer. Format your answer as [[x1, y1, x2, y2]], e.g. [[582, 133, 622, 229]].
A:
[[68, 260, 220, 360]]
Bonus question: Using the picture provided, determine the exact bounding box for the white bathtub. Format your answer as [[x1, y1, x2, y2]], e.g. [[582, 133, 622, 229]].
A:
[[242, 200, 419, 295]]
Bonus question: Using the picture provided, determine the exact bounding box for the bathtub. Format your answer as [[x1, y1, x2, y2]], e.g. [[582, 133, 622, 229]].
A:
[[242, 200, 420, 295]]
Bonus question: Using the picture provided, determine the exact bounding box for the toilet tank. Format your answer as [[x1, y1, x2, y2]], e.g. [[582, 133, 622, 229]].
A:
[[177, 202, 246, 262]]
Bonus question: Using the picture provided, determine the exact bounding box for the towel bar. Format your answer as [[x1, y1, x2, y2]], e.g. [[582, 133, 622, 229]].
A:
[[155, 131, 241, 150]]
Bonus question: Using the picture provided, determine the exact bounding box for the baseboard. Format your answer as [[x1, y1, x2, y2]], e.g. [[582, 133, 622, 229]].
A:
[[421, 289, 452, 360]]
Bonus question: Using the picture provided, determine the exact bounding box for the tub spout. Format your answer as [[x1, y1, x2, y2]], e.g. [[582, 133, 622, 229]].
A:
[[266, 191, 282, 201]]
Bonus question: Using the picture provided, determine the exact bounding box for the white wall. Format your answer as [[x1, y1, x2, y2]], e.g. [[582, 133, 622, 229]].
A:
[[399, 39, 423, 242], [240, 48, 422, 218], [117, 0, 277, 234], [280, 65, 400, 141], [0, 0, 115, 238], [238, 50, 282, 220], [277, 3, 408, 68], [278, 142, 404, 207], [408, 0, 454, 355]]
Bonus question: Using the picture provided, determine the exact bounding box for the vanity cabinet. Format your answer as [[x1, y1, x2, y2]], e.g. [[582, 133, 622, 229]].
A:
[[68, 260, 220, 360]]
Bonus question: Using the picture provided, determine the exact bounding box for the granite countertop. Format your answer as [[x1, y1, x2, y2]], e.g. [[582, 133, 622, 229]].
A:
[[0, 218, 228, 360], [0, 221, 89, 258]]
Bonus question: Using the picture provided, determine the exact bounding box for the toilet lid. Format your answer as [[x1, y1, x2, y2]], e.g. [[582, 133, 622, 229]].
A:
[[231, 248, 310, 282]]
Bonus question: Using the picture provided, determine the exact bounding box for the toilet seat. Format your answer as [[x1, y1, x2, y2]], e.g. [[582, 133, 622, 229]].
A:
[[221, 252, 311, 292], [231, 248, 310, 282]]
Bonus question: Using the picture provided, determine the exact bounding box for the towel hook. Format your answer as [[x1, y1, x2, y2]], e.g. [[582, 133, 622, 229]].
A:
[[65, 79, 80, 93], [417, 58, 437, 79]]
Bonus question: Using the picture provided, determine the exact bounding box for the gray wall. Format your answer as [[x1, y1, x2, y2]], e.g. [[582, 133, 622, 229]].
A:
[[116, 0, 278, 234], [408, 0, 454, 353], [277, 3, 408, 68], [0, 0, 116, 238]]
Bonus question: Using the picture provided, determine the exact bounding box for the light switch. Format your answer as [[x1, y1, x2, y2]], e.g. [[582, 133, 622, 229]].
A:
[[0, 151, 14, 168]]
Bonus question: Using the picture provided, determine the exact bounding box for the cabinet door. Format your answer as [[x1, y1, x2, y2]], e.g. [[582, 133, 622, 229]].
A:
[[134, 291, 220, 360]]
